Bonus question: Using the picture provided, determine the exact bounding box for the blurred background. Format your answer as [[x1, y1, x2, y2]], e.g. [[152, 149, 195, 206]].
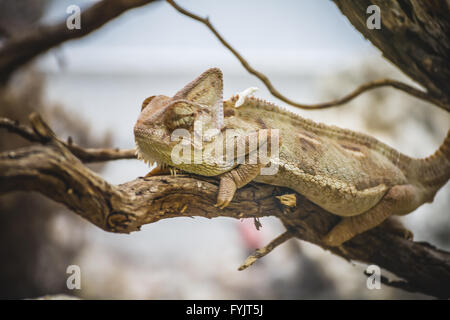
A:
[[0, 0, 449, 299]]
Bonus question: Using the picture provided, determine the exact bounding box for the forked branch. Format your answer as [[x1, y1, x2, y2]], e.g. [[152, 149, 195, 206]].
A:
[[0, 116, 135, 162]]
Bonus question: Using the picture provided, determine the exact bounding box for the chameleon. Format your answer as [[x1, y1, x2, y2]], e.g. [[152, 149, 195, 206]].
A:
[[134, 68, 450, 246]]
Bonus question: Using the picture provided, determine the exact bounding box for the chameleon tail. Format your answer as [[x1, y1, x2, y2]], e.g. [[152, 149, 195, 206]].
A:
[[412, 130, 450, 196]]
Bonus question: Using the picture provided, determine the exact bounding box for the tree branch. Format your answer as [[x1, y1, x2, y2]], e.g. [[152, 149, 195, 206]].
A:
[[166, 0, 450, 112], [0, 116, 135, 162], [364, 270, 422, 296], [332, 0, 450, 110], [238, 231, 294, 271], [0, 0, 158, 82], [0, 117, 41, 142], [1, 113, 449, 298]]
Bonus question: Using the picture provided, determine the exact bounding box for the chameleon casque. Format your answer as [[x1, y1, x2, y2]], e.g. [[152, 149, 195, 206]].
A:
[[134, 68, 450, 246]]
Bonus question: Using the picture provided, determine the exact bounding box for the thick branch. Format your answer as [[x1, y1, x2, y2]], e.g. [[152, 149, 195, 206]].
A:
[[167, 0, 449, 111], [333, 0, 450, 109], [0, 0, 158, 82], [1, 114, 449, 298]]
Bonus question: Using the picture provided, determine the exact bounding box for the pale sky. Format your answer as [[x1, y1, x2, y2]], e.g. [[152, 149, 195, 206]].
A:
[[40, 0, 378, 73]]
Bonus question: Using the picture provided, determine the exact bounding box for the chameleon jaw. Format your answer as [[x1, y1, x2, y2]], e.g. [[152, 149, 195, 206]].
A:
[[135, 141, 167, 169], [135, 141, 183, 177]]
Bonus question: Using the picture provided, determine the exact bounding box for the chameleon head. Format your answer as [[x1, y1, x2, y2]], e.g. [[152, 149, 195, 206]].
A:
[[133, 68, 225, 172]]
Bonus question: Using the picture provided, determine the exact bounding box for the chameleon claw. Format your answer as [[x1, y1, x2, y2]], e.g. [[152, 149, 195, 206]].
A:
[[220, 201, 230, 209], [215, 198, 231, 209], [322, 233, 343, 247], [169, 168, 178, 176]]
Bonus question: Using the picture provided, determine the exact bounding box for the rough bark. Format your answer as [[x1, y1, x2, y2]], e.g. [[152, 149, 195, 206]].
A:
[[1, 114, 449, 298], [333, 0, 450, 108]]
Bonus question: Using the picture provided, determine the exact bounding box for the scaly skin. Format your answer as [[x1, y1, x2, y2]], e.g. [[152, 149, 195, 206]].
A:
[[134, 68, 450, 246]]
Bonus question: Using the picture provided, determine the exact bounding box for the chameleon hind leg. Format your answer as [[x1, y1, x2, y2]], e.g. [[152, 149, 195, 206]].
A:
[[322, 184, 419, 246]]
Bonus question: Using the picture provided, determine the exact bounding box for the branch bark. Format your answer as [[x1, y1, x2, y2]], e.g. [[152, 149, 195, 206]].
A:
[[1, 114, 449, 298], [0, 0, 158, 82], [333, 0, 450, 109]]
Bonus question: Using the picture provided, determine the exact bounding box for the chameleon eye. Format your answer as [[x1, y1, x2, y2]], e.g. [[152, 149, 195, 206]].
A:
[[172, 115, 194, 129], [141, 96, 156, 111], [164, 100, 196, 130]]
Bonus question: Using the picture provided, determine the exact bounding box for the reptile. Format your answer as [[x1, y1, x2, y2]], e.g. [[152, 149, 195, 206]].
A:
[[134, 68, 450, 246]]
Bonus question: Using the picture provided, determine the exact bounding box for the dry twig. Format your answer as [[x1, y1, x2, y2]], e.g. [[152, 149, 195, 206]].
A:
[[0, 116, 135, 162], [167, 0, 450, 112], [238, 231, 294, 271]]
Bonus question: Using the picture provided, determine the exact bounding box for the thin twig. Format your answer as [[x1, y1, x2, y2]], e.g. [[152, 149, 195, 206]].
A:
[[166, 0, 449, 112], [238, 231, 294, 271], [68, 145, 136, 163], [0, 116, 136, 162], [0, 118, 41, 142]]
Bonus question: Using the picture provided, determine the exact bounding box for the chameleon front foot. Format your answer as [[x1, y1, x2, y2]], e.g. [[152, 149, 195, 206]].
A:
[[215, 163, 264, 209], [215, 175, 237, 209], [144, 166, 171, 178], [144, 165, 183, 179]]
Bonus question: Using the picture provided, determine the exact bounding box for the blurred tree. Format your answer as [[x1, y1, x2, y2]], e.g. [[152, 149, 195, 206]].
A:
[[0, 70, 113, 299], [0, 0, 112, 299], [0, 0, 50, 39]]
